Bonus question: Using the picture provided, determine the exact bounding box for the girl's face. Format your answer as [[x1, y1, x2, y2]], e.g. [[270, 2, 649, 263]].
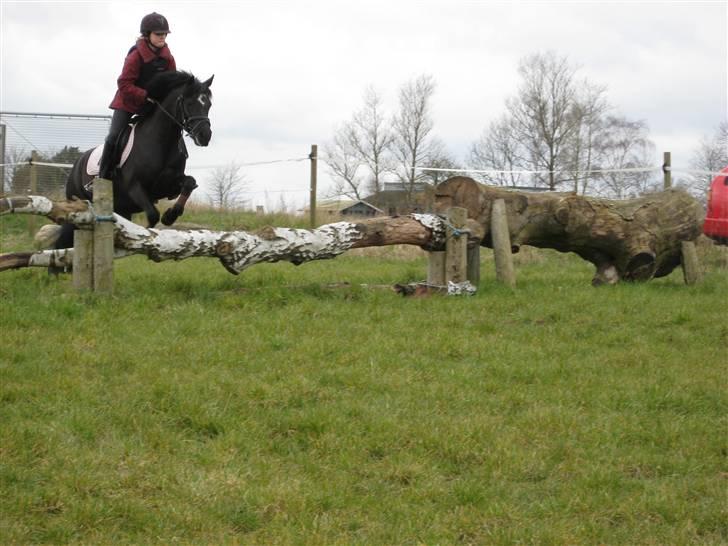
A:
[[149, 31, 168, 49]]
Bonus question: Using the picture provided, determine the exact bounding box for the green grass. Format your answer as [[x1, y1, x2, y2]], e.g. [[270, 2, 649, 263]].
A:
[[0, 211, 726, 545]]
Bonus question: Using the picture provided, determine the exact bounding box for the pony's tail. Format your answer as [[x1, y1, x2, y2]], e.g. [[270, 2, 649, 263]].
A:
[[34, 224, 62, 249]]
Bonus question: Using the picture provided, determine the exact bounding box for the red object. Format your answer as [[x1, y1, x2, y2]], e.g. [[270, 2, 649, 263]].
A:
[[703, 166, 728, 243]]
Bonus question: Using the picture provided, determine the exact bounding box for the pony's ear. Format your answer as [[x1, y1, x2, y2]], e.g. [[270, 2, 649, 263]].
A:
[[202, 75, 214, 89]]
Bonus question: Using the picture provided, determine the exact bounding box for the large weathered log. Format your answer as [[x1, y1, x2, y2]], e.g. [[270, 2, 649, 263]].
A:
[[435, 177, 705, 284], [0, 196, 448, 274]]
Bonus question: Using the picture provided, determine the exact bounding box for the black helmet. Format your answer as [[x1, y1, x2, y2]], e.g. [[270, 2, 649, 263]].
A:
[[140, 12, 170, 35]]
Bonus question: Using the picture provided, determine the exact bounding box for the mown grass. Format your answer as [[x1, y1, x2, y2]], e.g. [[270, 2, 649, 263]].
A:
[[0, 210, 726, 545]]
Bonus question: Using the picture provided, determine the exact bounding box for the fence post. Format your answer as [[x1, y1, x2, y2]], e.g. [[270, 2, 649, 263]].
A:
[[467, 244, 481, 287], [309, 144, 318, 228], [27, 151, 38, 237], [93, 178, 114, 294], [73, 227, 94, 291], [491, 199, 516, 287], [445, 207, 468, 284], [0, 124, 5, 195], [427, 251, 446, 286], [663, 151, 672, 189], [680, 240, 701, 285]]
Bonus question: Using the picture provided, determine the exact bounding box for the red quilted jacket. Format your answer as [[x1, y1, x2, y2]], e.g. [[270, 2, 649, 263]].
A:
[[109, 38, 176, 113]]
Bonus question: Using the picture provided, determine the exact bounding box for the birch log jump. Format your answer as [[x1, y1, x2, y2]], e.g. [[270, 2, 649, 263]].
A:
[[0, 195, 449, 275]]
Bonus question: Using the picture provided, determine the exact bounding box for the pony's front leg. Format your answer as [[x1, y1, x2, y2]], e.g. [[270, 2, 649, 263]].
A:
[[128, 183, 160, 227], [162, 175, 198, 226]]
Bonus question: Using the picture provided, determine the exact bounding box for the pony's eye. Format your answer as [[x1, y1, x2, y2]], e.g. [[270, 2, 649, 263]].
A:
[[197, 95, 208, 107]]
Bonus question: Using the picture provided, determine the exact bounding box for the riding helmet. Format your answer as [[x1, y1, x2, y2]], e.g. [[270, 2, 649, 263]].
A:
[[140, 12, 171, 35]]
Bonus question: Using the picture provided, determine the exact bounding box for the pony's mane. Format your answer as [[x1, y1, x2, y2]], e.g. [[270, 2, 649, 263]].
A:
[[146, 71, 210, 100]]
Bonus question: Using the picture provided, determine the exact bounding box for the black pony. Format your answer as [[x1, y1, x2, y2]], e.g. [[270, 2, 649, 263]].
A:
[[54, 70, 213, 249]]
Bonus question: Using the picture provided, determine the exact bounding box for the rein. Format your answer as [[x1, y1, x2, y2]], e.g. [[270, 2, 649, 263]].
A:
[[147, 95, 210, 141]]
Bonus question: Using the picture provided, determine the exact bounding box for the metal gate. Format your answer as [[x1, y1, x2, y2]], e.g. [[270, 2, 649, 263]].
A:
[[1, 111, 111, 196]]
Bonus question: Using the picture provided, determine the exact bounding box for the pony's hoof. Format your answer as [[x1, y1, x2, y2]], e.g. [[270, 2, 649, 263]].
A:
[[145, 207, 161, 228]]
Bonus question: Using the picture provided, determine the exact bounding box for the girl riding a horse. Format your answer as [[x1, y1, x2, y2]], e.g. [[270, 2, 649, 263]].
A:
[[51, 13, 213, 255], [98, 12, 176, 180]]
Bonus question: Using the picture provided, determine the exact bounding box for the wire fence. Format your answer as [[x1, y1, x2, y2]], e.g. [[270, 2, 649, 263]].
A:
[[1, 110, 720, 208], [1, 112, 111, 197]]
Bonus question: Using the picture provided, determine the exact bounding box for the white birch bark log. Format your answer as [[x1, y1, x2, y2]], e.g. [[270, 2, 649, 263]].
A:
[[0, 196, 449, 274]]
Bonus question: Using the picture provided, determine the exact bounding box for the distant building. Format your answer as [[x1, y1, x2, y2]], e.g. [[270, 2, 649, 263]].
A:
[[311, 198, 355, 218], [340, 200, 385, 217], [366, 182, 435, 215]]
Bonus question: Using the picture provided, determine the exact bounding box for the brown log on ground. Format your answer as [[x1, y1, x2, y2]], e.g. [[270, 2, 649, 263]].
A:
[[0, 249, 74, 272], [0, 252, 34, 271], [0, 195, 93, 224], [434, 176, 705, 285]]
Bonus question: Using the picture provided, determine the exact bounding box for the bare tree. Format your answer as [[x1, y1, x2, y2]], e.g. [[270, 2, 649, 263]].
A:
[[350, 86, 394, 196], [391, 74, 438, 204], [507, 51, 581, 190], [472, 51, 654, 195], [687, 122, 728, 201], [323, 122, 365, 201], [421, 137, 461, 186], [594, 116, 656, 199], [325, 87, 394, 201], [469, 115, 526, 187], [207, 162, 248, 209], [566, 82, 610, 194]]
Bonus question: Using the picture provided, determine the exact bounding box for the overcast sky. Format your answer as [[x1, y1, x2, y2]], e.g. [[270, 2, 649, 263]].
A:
[[1, 0, 726, 210]]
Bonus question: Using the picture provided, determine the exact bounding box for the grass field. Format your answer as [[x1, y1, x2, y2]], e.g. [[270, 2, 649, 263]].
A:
[[1, 210, 726, 545]]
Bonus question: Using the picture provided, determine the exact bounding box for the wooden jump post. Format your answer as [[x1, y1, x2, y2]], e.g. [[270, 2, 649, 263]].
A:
[[427, 201, 515, 290], [73, 177, 114, 294], [663, 151, 672, 189], [427, 206, 476, 290], [490, 199, 516, 287]]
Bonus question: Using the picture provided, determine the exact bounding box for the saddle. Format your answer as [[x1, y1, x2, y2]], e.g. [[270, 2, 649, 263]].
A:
[[86, 123, 137, 177]]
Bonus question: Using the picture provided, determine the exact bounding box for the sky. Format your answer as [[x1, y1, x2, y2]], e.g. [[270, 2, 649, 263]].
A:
[[1, 0, 726, 211]]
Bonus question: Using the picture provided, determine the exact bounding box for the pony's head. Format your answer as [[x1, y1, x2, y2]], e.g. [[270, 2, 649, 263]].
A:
[[146, 71, 214, 146]]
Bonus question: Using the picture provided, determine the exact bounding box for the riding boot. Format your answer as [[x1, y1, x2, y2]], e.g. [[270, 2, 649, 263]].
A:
[[98, 140, 117, 180]]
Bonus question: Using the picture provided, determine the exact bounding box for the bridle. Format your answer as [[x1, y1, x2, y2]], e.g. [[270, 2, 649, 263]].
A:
[[148, 92, 210, 144]]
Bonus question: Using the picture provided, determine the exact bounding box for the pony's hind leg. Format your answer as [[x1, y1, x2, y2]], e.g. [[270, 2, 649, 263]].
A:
[[54, 223, 76, 250]]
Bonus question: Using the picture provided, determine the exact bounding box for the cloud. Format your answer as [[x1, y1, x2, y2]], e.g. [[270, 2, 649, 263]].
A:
[[2, 0, 726, 204]]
